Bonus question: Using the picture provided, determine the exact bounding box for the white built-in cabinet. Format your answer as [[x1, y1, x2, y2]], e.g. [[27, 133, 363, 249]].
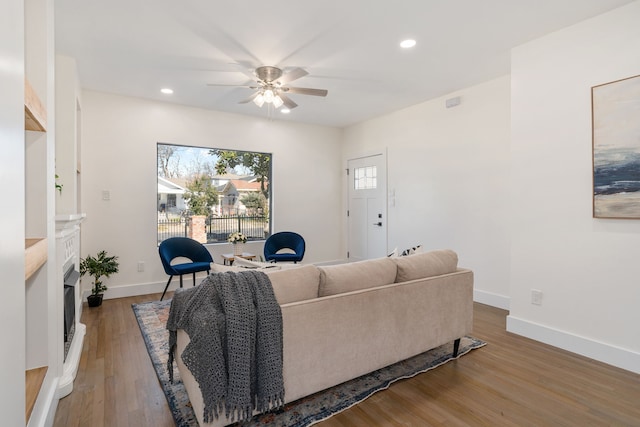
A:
[[4, 2, 81, 424], [24, 75, 54, 426], [23, 0, 87, 426]]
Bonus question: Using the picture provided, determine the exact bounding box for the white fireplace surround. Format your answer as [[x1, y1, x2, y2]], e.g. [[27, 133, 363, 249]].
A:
[[55, 214, 86, 398]]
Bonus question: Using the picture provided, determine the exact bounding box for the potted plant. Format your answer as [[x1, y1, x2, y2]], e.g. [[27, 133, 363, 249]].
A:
[[80, 250, 119, 307]]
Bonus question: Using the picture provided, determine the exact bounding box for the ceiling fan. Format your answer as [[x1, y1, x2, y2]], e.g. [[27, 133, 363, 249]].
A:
[[208, 66, 328, 110]]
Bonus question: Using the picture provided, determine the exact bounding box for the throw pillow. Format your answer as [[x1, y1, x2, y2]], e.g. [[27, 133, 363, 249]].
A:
[[400, 244, 424, 256]]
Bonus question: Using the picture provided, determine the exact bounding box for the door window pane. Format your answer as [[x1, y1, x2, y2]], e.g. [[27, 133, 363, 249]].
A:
[[354, 166, 377, 190]]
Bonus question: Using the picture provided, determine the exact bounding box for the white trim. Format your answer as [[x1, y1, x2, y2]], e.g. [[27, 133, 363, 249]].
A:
[[95, 276, 512, 308], [27, 377, 58, 427], [83, 275, 210, 301], [507, 315, 640, 374], [473, 289, 510, 310], [56, 323, 86, 398]]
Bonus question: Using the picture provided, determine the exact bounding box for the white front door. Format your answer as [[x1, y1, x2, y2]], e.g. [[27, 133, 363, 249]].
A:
[[347, 153, 387, 261]]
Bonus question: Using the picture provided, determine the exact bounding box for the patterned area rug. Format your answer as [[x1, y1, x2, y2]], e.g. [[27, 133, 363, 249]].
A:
[[132, 299, 486, 427]]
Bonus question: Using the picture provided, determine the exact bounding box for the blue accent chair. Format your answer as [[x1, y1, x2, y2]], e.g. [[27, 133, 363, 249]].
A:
[[263, 231, 306, 263], [158, 237, 213, 300]]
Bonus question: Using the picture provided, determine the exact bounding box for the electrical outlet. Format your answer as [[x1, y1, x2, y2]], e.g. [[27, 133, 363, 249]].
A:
[[102, 190, 110, 201], [137, 261, 145, 272], [531, 289, 543, 305]]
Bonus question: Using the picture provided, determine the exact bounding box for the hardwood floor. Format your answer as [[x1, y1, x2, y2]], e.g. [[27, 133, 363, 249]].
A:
[[54, 295, 640, 427]]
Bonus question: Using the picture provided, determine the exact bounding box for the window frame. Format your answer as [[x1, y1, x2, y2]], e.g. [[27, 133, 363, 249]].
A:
[[156, 142, 272, 245]]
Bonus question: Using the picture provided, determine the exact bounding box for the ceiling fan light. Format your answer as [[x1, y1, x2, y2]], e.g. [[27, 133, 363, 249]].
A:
[[263, 89, 275, 103], [253, 93, 265, 107], [273, 95, 284, 108]]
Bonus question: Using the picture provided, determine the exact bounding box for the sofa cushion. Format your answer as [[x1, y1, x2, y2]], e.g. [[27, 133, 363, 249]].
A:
[[264, 265, 320, 304], [393, 249, 458, 283], [318, 257, 397, 297]]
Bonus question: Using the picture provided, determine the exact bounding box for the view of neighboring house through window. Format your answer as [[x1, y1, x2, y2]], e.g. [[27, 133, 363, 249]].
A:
[[157, 143, 272, 245]]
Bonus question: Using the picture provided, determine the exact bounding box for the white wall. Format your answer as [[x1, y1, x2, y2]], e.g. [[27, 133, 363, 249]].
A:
[[55, 54, 82, 215], [342, 76, 512, 309], [508, 1, 640, 373], [80, 91, 343, 298], [0, 0, 26, 423]]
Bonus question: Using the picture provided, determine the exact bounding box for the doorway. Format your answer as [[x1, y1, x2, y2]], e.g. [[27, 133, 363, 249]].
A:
[[347, 153, 387, 261]]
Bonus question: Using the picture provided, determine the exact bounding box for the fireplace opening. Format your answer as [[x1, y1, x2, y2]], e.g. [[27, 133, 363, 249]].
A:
[[63, 264, 79, 361]]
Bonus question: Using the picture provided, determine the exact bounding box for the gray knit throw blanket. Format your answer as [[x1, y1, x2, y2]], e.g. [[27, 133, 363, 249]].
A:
[[166, 270, 284, 424]]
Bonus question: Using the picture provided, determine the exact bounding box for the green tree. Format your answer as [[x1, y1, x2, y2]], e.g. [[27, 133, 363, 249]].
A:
[[184, 175, 218, 216], [240, 192, 267, 216], [209, 149, 271, 199]]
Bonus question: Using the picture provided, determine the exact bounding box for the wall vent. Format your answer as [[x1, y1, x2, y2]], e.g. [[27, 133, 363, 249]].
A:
[[446, 96, 461, 108]]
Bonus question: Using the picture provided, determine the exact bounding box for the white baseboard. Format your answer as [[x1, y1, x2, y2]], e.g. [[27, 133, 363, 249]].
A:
[[92, 277, 513, 308], [507, 315, 640, 375], [83, 274, 210, 301], [473, 289, 510, 310], [28, 376, 59, 427]]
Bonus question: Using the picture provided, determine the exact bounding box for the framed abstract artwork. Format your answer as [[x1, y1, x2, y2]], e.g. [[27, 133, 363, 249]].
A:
[[592, 74, 640, 219]]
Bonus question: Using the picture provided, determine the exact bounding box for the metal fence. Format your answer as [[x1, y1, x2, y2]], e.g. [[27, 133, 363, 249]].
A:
[[157, 215, 269, 244], [157, 218, 187, 243]]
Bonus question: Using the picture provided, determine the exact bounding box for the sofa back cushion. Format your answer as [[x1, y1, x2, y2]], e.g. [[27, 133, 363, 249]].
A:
[[265, 265, 321, 304], [318, 257, 397, 297], [393, 249, 458, 283]]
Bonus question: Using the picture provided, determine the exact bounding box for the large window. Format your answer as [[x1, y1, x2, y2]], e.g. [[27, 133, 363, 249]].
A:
[[157, 143, 272, 244]]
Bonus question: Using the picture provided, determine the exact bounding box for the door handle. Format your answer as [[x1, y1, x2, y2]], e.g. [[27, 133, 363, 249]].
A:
[[373, 222, 382, 226]]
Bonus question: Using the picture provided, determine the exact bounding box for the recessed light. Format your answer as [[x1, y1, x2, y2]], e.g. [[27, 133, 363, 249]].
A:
[[400, 39, 416, 49], [161, 88, 174, 94], [280, 108, 291, 114]]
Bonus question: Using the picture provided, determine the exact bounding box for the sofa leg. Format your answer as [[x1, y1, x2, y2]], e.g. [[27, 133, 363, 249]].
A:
[[453, 338, 461, 358]]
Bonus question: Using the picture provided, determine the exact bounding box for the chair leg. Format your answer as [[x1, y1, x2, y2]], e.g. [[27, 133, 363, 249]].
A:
[[160, 276, 173, 301], [179, 275, 184, 288], [192, 272, 196, 287]]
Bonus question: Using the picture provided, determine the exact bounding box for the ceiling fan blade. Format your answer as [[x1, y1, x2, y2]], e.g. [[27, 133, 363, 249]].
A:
[[278, 93, 298, 109], [285, 87, 328, 97], [207, 83, 257, 88], [277, 67, 308, 85], [239, 92, 260, 104], [239, 68, 260, 81]]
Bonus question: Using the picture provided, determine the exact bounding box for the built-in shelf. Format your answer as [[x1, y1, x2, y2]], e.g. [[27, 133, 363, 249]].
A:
[[25, 238, 47, 280], [24, 78, 46, 132], [25, 366, 47, 422]]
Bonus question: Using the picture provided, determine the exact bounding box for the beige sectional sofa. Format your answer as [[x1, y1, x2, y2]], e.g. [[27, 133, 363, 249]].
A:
[[175, 249, 474, 427]]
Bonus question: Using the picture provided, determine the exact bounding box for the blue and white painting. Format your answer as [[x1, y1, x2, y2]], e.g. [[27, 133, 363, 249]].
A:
[[592, 74, 640, 218]]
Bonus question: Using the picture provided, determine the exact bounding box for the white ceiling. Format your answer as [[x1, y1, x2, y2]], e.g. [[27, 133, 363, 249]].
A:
[[55, 0, 633, 128]]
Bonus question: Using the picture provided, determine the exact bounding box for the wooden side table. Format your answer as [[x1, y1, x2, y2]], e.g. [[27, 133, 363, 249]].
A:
[[221, 253, 257, 266]]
